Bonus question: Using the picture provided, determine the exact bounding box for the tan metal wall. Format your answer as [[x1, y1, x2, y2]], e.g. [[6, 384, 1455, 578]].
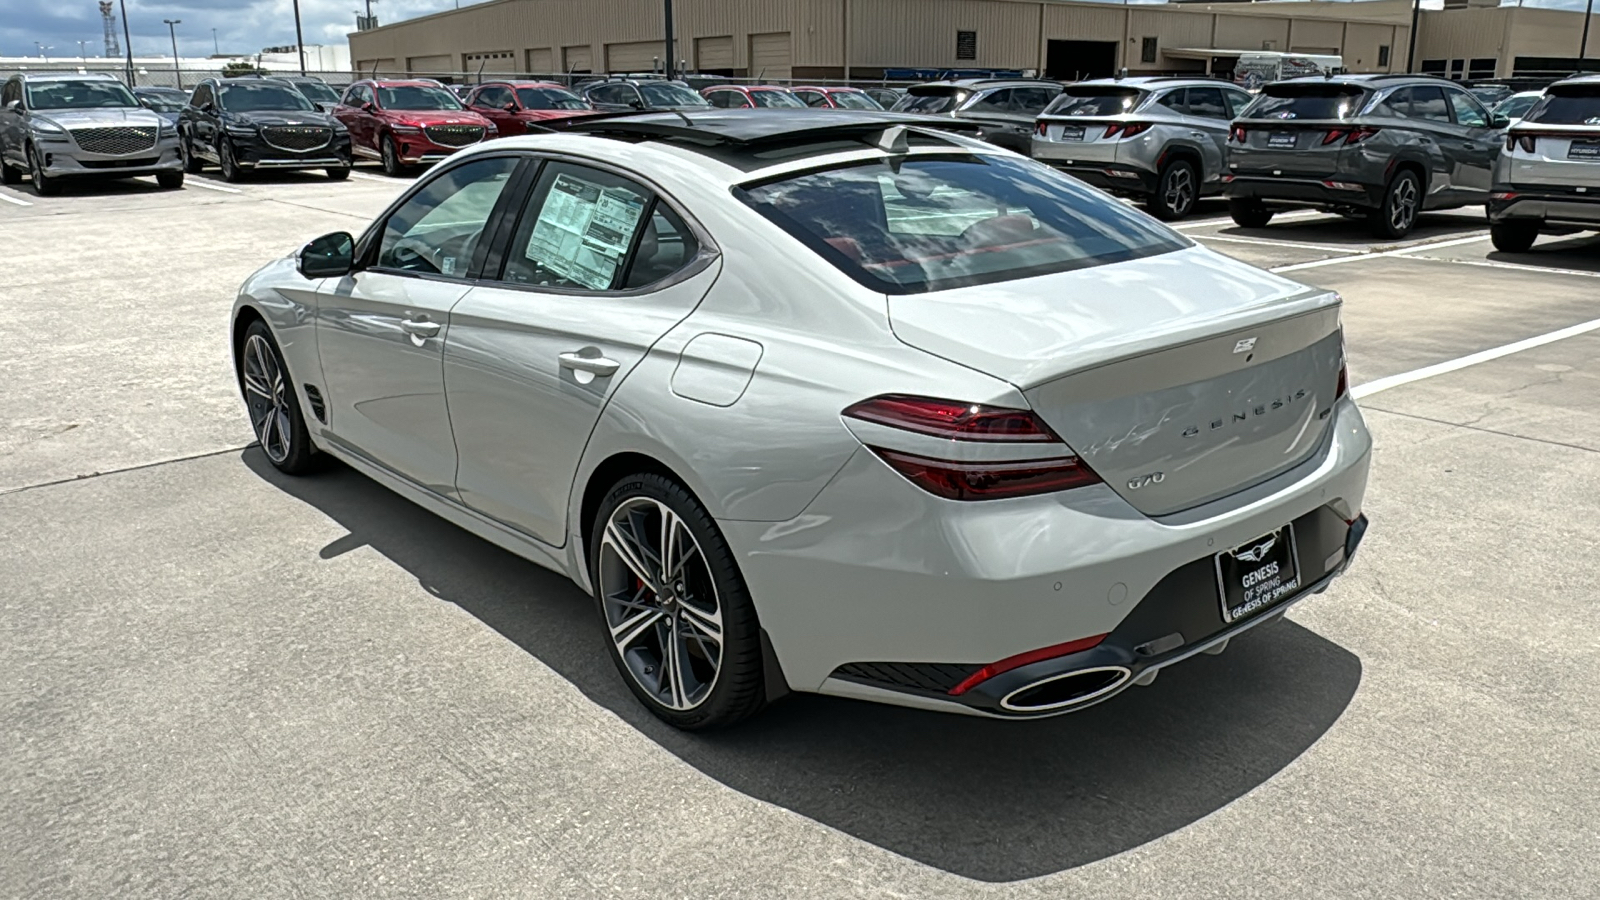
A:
[[850, 0, 1039, 69], [1341, 22, 1402, 72]]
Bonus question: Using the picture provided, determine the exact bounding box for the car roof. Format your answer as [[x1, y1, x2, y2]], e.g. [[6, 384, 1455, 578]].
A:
[[912, 78, 1057, 89], [15, 71, 119, 82], [563, 108, 976, 146], [1070, 76, 1239, 89], [479, 80, 570, 89], [366, 79, 444, 87], [1550, 73, 1600, 88], [790, 85, 864, 92]]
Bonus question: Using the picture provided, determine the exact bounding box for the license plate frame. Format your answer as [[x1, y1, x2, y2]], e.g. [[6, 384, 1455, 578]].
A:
[[1060, 125, 1085, 142], [1567, 140, 1600, 160], [1215, 526, 1302, 624], [1267, 132, 1297, 149]]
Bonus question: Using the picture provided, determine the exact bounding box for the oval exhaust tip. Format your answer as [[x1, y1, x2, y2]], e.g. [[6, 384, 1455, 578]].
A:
[[1000, 665, 1132, 713]]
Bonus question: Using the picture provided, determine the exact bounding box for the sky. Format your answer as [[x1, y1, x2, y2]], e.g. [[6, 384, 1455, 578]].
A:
[[1, 0, 1593, 62]]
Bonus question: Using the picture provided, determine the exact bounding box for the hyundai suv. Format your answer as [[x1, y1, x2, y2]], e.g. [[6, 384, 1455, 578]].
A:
[[179, 78, 352, 182], [893, 78, 1062, 154], [1032, 77, 1255, 220], [0, 72, 182, 195], [580, 77, 711, 112], [1225, 74, 1508, 238], [1489, 75, 1600, 252], [333, 79, 496, 176]]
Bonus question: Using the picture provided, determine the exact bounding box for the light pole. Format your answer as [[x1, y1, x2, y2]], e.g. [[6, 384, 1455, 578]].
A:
[[77, 40, 89, 60], [1405, 0, 1421, 74], [163, 19, 182, 89], [1583, 0, 1595, 71], [293, 0, 307, 75], [35, 42, 53, 61], [662, 0, 675, 80], [119, 0, 135, 86]]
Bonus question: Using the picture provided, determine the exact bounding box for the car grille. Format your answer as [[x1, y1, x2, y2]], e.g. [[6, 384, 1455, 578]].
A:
[[424, 124, 485, 147], [260, 125, 333, 153], [70, 126, 158, 156]]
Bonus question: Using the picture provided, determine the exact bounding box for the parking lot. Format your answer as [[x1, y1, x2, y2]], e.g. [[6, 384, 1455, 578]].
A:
[[3, 168, 1597, 898]]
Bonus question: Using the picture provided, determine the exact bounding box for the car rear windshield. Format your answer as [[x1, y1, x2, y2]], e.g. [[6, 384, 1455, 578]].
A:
[[1523, 86, 1600, 125], [517, 87, 588, 110], [1242, 84, 1367, 121], [220, 83, 314, 112], [750, 90, 805, 108], [291, 80, 341, 105], [1043, 87, 1146, 117], [640, 82, 709, 107], [737, 154, 1187, 295], [897, 88, 969, 114], [831, 91, 882, 110], [378, 85, 463, 110], [25, 80, 136, 110]]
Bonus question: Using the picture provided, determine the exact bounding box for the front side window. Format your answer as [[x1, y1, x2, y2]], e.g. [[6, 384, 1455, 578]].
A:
[[377, 84, 463, 111], [292, 80, 341, 105], [501, 163, 653, 291], [472, 86, 512, 108], [1447, 90, 1490, 128], [1495, 94, 1539, 120], [190, 84, 214, 109], [1012, 88, 1057, 114], [2, 80, 19, 107], [516, 87, 587, 110], [968, 89, 1015, 114], [25, 79, 137, 111], [1046, 87, 1144, 117], [831, 90, 881, 110], [738, 154, 1187, 294], [219, 83, 314, 112], [793, 90, 827, 108], [1407, 86, 1452, 123], [897, 88, 967, 114], [750, 90, 804, 108], [1223, 89, 1253, 118], [377, 156, 519, 276], [640, 82, 709, 108]]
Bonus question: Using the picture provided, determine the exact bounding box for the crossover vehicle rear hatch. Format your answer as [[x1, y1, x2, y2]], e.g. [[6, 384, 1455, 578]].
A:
[[1505, 83, 1600, 189], [1035, 86, 1150, 162], [1234, 83, 1373, 178], [887, 251, 1344, 515]]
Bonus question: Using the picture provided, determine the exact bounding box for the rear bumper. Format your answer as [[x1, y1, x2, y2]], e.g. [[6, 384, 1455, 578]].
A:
[[1488, 187, 1600, 228], [722, 396, 1372, 713], [1224, 175, 1382, 209], [1037, 159, 1158, 195]]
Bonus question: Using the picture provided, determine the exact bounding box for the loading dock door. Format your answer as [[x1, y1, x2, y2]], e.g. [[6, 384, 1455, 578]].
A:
[[697, 36, 734, 72], [749, 33, 792, 81], [1046, 40, 1117, 80], [407, 54, 453, 74], [563, 45, 593, 74], [526, 48, 553, 73], [607, 41, 666, 74]]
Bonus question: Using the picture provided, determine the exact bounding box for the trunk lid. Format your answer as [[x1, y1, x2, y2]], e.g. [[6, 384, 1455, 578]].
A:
[[1508, 86, 1600, 189], [1234, 82, 1371, 178], [886, 246, 1344, 515]]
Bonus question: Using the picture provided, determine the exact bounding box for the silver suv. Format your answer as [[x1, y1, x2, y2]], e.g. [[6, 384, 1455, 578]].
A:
[[1031, 77, 1254, 220], [0, 72, 183, 196], [893, 79, 1063, 155], [1489, 75, 1600, 252]]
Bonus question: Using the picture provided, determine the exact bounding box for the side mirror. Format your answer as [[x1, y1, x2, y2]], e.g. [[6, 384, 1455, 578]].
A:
[[628, 99, 645, 110], [504, 102, 518, 112], [1491, 114, 1510, 129], [362, 102, 376, 113], [298, 232, 355, 279], [5, 99, 21, 113]]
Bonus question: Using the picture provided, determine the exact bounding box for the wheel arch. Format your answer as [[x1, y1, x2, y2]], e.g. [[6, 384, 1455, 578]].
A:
[[1157, 141, 1203, 174], [579, 450, 700, 577]]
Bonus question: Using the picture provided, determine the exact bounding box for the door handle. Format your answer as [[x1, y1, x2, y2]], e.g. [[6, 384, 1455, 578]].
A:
[[1191, 131, 1207, 139], [400, 318, 441, 338], [559, 351, 620, 377]]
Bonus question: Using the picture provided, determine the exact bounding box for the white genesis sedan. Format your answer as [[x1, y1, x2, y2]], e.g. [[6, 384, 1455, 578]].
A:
[[232, 110, 1371, 729]]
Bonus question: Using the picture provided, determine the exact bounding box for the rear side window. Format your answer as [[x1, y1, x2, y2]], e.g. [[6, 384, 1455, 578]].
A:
[[737, 155, 1187, 295], [1243, 85, 1366, 121], [501, 163, 653, 291], [1185, 87, 1229, 120], [1524, 86, 1600, 125], [1046, 87, 1145, 117]]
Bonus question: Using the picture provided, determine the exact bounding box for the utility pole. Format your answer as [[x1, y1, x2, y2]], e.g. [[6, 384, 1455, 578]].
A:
[[35, 43, 53, 61], [163, 19, 181, 89], [119, 0, 135, 86], [212, 28, 219, 55], [77, 40, 89, 59], [662, 0, 675, 80], [293, 0, 307, 75], [1406, 0, 1420, 74], [1583, 0, 1595, 70]]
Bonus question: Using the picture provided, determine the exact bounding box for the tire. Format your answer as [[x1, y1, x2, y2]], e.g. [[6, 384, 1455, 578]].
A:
[[1148, 158, 1198, 221], [155, 169, 184, 189], [1229, 197, 1272, 229], [239, 320, 317, 475], [590, 473, 767, 730], [1369, 170, 1421, 239], [326, 165, 351, 181], [380, 135, 404, 177], [219, 139, 245, 183], [180, 132, 203, 173], [28, 144, 59, 196], [0, 152, 20, 186], [1490, 220, 1539, 253]]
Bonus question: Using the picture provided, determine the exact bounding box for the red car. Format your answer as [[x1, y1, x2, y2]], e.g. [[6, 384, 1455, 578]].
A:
[[700, 85, 806, 109], [333, 79, 497, 176], [788, 86, 884, 110], [463, 80, 598, 136]]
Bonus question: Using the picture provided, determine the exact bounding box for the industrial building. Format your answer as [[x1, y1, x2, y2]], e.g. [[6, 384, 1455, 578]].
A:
[[346, 0, 1600, 84]]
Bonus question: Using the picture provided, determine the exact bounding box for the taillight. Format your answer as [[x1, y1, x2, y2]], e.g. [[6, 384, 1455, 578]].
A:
[[1519, 134, 1537, 153], [1229, 124, 1247, 143], [1035, 121, 1048, 137], [1105, 121, 1152, 139], [948, 633, 1110, 696], [1344, 125, 1380, 144], [843, 395, 1057, 442], [1322, 129, 1346, 145], [872, 450, 1101, 501]]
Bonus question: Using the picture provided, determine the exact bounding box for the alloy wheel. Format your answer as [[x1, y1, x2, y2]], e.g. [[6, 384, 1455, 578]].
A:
[[1163, 166, 1194, 216], [241, 333, 293, 463], [597, 496, 724, 711], [1389, 177, 1417, 233]]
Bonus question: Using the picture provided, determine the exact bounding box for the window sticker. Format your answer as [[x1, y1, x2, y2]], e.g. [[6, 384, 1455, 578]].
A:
[[525, 173, 647, 289]]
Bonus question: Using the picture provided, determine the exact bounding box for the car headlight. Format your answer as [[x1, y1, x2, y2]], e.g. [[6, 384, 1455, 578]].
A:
[[390, 124, 421, 134], [483, 123, 498, 137], [31, 118, 65, 135], [158, 119, 177, 136], [225, 125, 257, 136]]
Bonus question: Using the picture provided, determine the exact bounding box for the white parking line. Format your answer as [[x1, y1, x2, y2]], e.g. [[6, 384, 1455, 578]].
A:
[[1354, 315, 1600, 399], [187, 178, 242, 194], [1416, 256, 1600, 280], [1197, 234, 1353, 252], [347, 171, 399, 183], [1173, 209, 1325, 230], [1270, 233, 1490, 274], [0, 190, 33, 206]]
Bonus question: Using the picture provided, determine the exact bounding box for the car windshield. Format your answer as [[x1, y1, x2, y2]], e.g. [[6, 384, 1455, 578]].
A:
[[378, 85, 464, 110], [1523, 86, 1600, 125], [750, 90, 805, 108], [290, 80, 342, 104], [1045, 87, 1145, 117], [897, 88, 968, 114], [138, 92, 187, 112], [738, 154, 1187, 294], [1242, 84, 1366, 120], [640, 82, 709, 107], [831, 91, 882, 110], [516, 87, 588, 110], [219, 83, 314, 112], [25, 80, 137, 110], [1495, 94, 1540, 120]]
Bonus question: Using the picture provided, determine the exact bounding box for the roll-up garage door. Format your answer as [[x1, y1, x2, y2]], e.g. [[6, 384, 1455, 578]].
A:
[[606, 41, 665, 74], [563, 45, 593, 74], [749, 33, 791, 82], [526, 48, 554, 74], [407, 54, 452, 74], [359, 58, 399, 76], [696, 36, 733, 71], [464, 50, 516, 75]]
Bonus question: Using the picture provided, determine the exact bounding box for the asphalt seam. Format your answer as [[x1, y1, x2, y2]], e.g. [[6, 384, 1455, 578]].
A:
[[1361, 405, 1600, 456], [0, 444, 254, 497]]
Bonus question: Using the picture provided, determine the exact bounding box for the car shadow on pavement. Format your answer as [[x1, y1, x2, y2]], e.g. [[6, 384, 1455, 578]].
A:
[[1487, 232, 1600, 272], [1217, 211, 1487, 246], [244, 449, 1362, 883]]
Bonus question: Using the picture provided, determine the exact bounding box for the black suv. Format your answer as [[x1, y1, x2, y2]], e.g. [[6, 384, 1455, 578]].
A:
[[1225, 74, 1508, 238], [178, 77, 352, 182], [579, 77, 711, 112], [893, 78, 1062, 154]]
